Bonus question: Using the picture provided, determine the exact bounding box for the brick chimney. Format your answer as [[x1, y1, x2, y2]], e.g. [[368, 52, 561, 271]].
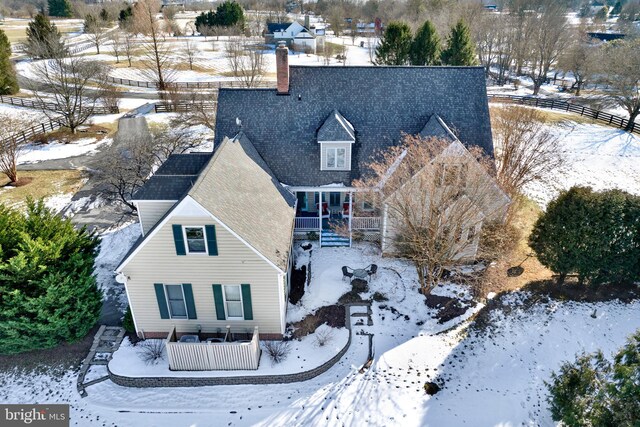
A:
[[276, 41, 289, 95]]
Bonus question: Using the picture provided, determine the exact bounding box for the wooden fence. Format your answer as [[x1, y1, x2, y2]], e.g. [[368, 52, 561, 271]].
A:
[[0, 118, 64, 149], [0, 95, 119, 115], [487, 94, 639, 135], [108, 76, 274, 90], [165, 326, 261, 371], [154, 101, 217, 113]]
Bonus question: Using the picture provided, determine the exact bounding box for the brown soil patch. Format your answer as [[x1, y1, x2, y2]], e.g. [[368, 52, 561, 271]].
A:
[[0, 325, 99, 373], [7, 177, 33, 187], [290, 305, 346, 339]]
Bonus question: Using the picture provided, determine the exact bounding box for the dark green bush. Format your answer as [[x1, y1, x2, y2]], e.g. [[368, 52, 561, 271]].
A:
[[0, 199, 102, 354], [123, 306, 135, 334], [529, 187, 640, 285], [547, 330, 640, 426]]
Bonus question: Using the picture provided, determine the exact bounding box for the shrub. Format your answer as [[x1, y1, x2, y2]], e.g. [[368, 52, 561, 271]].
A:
[[529, 187, 640, 285], [313, 326, 335, 347], [306, 231, 319, 241], [263, 340, 291, 365], [547, 330, 640, 426], [372, 291, 388, 302], [137, 339, 165, 365], [0, 199, 102, 354], [123, 306, 135, 334]]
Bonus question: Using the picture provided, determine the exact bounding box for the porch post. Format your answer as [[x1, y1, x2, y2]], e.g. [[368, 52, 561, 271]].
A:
[[348, 191, 353, 247], [318, 190, 322, 246]]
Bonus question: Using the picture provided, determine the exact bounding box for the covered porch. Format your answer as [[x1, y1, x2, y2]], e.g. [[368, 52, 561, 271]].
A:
[[292, 189, 381, 247]]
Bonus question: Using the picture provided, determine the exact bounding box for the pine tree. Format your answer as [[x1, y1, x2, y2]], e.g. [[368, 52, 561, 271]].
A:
[[440, 19, 477, 66], [25, 12, 65, 59], [48, 0, 73, 18], [375, 21, 413, 65], [0, 30, 19, 95], [410, 20, 441, 66], [611, 1, 622, 15]]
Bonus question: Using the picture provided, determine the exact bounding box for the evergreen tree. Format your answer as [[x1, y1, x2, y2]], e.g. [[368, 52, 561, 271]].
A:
[[0, 199, 101, 354], [529, 187, 640, 285], [0, 29, 19, 95], [410, 20, 441, 66], [440, 19, 477, 66], [195, 0, 244, 32], [594, 5, 610, 21], [118, 6, 133, 28], [374, 21, 413, 65], [48, 0, 72, 18], [25, 12, 65, 59], [611, 1, 623, 15]]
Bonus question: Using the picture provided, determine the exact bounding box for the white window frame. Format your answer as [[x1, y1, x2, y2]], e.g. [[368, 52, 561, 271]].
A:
[[222, 285, 244, 320], [182, 225, 208, 255], [164, 284, 188, 319], [361, 200, 374, 212], [325, 146, 347, 170]]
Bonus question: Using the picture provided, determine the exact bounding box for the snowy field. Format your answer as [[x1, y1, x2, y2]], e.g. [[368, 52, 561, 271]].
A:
[[18, 137, 113, 164], [523, 117, 640, 208]]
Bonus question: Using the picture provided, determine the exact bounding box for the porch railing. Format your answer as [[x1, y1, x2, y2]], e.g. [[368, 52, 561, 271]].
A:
[[294, 217, 320, 230], [352, 217, 381, 230], [165, 326, 261, 371]]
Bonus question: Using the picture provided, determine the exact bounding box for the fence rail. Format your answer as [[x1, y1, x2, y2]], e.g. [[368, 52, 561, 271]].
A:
[[487, 94, 638, 135], [294, 217, 320, 230], [165, 326, 261, 371], [154, 101, 217, 113], [108, 76, 274, 90], [0, 118, 64, 149], [352, 217, 381, 230], [0, 95, 119, 115]]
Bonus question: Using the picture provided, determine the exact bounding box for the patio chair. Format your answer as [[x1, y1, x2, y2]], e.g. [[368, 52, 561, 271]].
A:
[[341, 202, 350, 219], [367, 264, 378, 280], [342, 266, 354, 282], [316, 202, 330, 218]]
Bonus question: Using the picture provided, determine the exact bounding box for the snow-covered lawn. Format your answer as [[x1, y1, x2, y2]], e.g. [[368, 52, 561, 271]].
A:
[[17, 137, 113, 164], [523, 119, 640, 207], [109, 324, 349, 378]]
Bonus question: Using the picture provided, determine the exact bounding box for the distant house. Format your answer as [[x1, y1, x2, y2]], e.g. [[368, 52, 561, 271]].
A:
[[117, 44, 508, 369], [264, 18, 324, 53]]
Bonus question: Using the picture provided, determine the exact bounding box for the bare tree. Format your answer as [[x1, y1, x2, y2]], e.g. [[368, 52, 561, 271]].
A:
[[236, 44, 265, 88], [599, 39, 640, 131], [84, 12, 109, 54], [321, 42, 334, 65], [493, 16, 518, 86], [109, 30, 124, 63], [557, 30, 598, 96], [174, 91, 217, 131], [181, 38, 197, 71], [150, 124, 204, 162], [132, 0, 173, 90], [354, 134, 506, 294], [123, 31, 135, 67], [30, 55, 114, 133], [225, 38, 243, 76], [365, 33, 377, 64], [491, 106, 563, 197], [0, 114, 35, 184], [524, 1, 569, 95]]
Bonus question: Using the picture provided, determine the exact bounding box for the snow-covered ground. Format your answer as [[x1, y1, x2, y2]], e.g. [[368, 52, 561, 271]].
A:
[[17, 137, 113, 164], [523, 118, 640, 207]]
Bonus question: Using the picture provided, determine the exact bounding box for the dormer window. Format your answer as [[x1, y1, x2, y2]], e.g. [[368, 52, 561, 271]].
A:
[[326, 147, 346, 169], [317, 110, 356, 172]]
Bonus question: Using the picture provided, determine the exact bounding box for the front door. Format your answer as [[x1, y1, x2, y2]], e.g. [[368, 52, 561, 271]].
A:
[[329, 192, 341, 209], [296, 192, 307, 213]]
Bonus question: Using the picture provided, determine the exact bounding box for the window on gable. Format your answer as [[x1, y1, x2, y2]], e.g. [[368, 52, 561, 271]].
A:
[[184, 226, 207, 254], [165, 284, 187, 318], [326, 147, 347, 169], [224, 285, 244, 319]]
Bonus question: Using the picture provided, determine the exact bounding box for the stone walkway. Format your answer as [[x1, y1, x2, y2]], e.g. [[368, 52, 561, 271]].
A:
[[77, 325, 125, 397]]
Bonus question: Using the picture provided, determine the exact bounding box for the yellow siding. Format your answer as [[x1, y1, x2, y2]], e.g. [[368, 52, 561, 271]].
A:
[[137, 201, 176, 235], [122, 215, 284, 336]]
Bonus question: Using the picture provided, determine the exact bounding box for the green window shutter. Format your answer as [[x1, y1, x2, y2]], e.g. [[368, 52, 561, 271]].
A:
[[205, 225, 218, 256], [241, 284, 253, 320], [172, 224, 186, 256], [182, 283, 197, 319], [154, 283, 170, 319], [212, 284, 226, 320]]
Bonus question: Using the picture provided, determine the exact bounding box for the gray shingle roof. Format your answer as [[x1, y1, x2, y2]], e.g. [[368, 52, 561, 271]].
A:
[[132, 153, 212, 201], [419, 114, 458, 141], [188, 132, 296, 271], [317, 110, 355, 142], [215, 66, 493, 187]]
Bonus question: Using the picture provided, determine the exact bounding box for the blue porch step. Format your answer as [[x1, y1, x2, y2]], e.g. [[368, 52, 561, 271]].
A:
[[321, 230, 350, 247]]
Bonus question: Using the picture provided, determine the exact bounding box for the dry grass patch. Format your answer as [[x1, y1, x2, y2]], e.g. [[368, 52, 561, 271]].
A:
[[40, 124, 113, 144], [0, 170, 86, 209], [481, 197, 553, 294]]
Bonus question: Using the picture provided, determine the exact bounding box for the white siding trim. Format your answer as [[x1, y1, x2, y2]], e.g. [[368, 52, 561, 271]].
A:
[[121, 276, 141, 336], [135, 201, 145, 237], [117, 196, 286, 275]]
